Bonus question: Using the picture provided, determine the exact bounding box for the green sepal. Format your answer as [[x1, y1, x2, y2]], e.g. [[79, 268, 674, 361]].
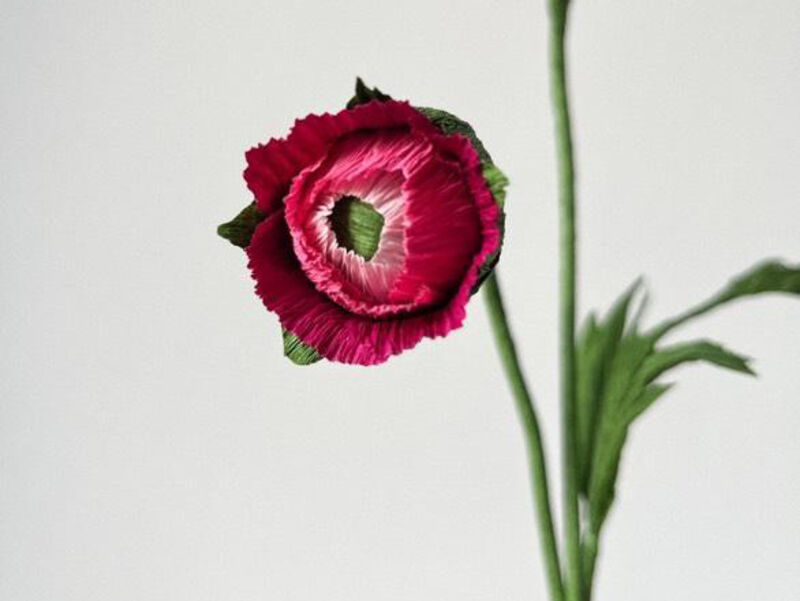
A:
[[416, 106, 492, 163], [218, 203, 324, 366], [217, 202, 266, 248], [482, 163, 509, 209], [346, 77, 392, 109], [470, 165, 508, 292], [283, 329, 323, 366], [417, 106, 508, 210]]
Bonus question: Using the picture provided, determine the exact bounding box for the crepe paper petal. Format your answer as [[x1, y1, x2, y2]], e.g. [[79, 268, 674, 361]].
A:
[[221, 80, 507, 365]]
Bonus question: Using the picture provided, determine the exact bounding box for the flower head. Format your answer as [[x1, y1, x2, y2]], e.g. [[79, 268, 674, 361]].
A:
[[219, 80, 507, 365]]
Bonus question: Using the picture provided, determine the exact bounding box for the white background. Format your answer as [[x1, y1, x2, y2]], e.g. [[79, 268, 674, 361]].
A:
[[2, 1, 799, 600]]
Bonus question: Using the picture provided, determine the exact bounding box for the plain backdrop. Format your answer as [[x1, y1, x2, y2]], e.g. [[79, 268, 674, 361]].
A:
[[1, 1, 799, 600]]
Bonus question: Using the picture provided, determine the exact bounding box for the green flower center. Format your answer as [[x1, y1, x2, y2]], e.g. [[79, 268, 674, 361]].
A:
[[329, 195, 385, 261]]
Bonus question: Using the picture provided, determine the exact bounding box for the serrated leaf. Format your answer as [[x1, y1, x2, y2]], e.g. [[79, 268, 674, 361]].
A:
[[652, 260, 800, 339], [346, 77, 392, 109], [283, 329, 322, 365], [218, 202, 266, 248]]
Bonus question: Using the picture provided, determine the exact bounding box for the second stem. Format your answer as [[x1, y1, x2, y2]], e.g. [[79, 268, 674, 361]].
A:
[[548, 1, 582, 600]]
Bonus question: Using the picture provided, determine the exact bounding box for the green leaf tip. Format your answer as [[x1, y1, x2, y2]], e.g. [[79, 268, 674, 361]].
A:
[[346, 77, 392, 109], [640, 340, 756, 384], [575, 258, 799, 536], [652, 259, 800, 339], [282, 329, 323, 366], [218, 202, 266, 249], [721, 259, 800, 298]]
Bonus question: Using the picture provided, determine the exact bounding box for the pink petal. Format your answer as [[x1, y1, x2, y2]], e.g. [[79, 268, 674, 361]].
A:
[[284, 128, 436, 318], [244, 101, 502, 365], [244, 100, 438, 215], [247, 138, 500, 366]]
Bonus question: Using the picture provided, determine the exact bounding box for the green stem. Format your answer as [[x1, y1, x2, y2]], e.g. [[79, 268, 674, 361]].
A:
[[581, 529, 599, 601], [484, 273, 565, 601], [648, 294, 727, 340], [548, 1, 582, 600]]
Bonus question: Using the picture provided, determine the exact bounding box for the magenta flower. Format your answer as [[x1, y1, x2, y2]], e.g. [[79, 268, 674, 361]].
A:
[[219, 81, 506, 365]]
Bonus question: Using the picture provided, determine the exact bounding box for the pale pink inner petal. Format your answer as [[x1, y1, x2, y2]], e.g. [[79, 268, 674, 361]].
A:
[[308, 169, 407, 301], [285, 128, 439, 318]]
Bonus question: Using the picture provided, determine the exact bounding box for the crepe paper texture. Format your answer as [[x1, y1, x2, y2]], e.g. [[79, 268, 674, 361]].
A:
[[216, 4, 800, 598], [219, 79, 507, 365]]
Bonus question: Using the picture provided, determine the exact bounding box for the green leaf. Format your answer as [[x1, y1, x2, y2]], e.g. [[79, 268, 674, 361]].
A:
[[576, 281, 642, 492], [346, 77, 392, 109], [586, 418, 629, 530], [638, 340, 755, 385], [575, 263, 785, 535], [416, 106, 492, 163], [652, 260, 800, 339], [718, 260, 800, 299], [576, 315, 605, 492], [283, 329, 322, 365], [217, 202, 266, 248], [622, 383, 674, 432], [586, 381, 671, 529], [582, 330, 756, 531], [584, 331, 656, 530]]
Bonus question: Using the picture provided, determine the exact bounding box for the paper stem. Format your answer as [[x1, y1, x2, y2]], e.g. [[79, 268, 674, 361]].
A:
[[548, 1, 583, 600], [484, 273, 565, 601]]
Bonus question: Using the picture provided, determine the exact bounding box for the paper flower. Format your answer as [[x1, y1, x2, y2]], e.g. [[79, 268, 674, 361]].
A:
[[219, 80, 507, 365]]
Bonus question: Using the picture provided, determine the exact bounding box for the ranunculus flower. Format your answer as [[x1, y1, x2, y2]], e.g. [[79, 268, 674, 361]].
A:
[[219, 80, 507, 365]]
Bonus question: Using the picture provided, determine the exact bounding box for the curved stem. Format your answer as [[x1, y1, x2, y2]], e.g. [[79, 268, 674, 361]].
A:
[[547, 1, 582, 600], [484, 273, 565, 601]]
